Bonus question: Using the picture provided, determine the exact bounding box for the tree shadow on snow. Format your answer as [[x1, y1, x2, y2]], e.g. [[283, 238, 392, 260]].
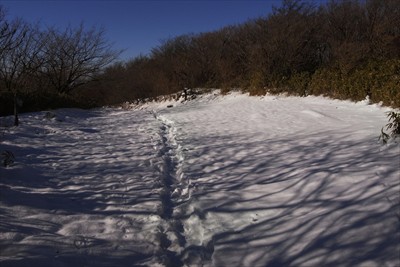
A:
[[0, 109, 160, 266], [177, 131, 400, 267]]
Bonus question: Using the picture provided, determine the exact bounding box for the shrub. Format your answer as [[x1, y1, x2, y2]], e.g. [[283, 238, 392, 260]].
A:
[[368, 60, 400, 107], [307, 60, 400, 107], [380, 111, 400, 144], [247, 87, 267, 96], [1, 150, 15, 167], [286, 72, 311, 96], [0, 91, 97, 116]]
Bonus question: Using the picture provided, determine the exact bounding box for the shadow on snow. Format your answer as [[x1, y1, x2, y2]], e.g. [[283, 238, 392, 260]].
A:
[[177, 131, 399, 267], [0, 109, 399, 266]]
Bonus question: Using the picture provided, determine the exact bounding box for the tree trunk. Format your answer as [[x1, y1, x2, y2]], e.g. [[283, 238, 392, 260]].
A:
[[13, 92, 19, 126]]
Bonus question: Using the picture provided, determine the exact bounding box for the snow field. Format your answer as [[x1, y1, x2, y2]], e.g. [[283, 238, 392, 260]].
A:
[[1, 91, 399, 266], [152, 93, 399, 266], [1, 109, 165, 266]]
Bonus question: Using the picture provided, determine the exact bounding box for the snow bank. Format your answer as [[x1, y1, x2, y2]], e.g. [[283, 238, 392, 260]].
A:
[[1, 92, 399, 266]]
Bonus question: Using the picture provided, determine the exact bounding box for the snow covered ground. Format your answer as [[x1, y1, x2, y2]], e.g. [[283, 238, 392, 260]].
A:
[[0, 91, 399, 267]]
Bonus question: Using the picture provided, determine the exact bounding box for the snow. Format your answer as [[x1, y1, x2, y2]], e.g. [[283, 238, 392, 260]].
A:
[[1, 91, 399, 267]]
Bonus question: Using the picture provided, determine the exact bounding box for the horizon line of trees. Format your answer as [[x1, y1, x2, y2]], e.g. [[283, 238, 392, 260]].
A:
[[85, 0, 399, 108], [1, 0, 399, 122]]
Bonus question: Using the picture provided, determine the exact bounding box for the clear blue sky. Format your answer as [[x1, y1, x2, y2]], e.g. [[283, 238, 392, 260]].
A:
[[1, 0, 284, 61]]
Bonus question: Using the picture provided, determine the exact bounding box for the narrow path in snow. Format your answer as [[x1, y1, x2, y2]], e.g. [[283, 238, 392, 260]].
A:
[[152, 111, 186, 266], [152, 110, 214, 266]]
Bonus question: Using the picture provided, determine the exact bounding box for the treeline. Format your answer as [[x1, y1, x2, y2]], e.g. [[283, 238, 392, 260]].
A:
[[1, 0, 399, 120], [0, 6, 120, 121], [87, 0, 399, 107]]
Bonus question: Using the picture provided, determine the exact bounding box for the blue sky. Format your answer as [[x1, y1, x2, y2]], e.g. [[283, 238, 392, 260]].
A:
[[1, 0, 283, 61]]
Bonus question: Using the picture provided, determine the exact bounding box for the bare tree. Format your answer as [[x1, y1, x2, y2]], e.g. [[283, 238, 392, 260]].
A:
[[41, 24, 120, 94], [0, 6, 16, 56], [0, 15, 44, 126]]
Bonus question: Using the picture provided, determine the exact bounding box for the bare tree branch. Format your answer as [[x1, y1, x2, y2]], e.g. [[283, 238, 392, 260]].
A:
[[41, 23, 121, 94]]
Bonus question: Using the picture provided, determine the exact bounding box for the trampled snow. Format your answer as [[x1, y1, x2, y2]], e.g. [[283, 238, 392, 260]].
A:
[[0, 91, 399, 267]]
